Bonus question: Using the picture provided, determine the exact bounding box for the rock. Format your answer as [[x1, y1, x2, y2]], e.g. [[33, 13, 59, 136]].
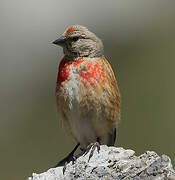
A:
[[27, 145, 175, 180]]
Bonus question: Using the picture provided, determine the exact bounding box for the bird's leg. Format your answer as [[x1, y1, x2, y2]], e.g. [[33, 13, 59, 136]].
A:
[[54, 143, 80, 173], [83, 138, 101, 162]]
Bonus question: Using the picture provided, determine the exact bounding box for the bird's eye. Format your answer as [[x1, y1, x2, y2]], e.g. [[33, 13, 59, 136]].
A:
[[72, 36, 79, 41]]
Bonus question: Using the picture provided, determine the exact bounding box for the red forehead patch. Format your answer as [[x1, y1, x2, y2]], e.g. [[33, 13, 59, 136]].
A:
[[66, 26, 74, 33]]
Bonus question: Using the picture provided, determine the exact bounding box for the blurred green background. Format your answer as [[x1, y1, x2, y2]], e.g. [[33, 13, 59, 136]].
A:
[[1, 0, 175, 179]]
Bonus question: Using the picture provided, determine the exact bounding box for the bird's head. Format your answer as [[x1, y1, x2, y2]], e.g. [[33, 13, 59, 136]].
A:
[[53, 25, 104, 59]]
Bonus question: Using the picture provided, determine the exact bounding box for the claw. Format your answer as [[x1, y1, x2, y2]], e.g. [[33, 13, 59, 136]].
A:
[[62, 156, 77, 174], [88, 142, 100, 162], [83, 142, 100, 162], [55, 153, 76, 174], [54, 143, 80, 174], [63, 161, 68, 174]]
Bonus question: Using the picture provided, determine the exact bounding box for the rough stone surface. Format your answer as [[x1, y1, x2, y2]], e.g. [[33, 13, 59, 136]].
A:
[[27, 145, 175, 180]]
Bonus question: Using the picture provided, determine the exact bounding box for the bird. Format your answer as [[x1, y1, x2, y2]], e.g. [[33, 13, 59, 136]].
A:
[[53, 25, 121, 166]]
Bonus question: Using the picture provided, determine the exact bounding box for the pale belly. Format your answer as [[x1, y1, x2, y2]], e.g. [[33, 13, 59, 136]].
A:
[[67, 104, 98, 148], [56, 80, 108, 148]]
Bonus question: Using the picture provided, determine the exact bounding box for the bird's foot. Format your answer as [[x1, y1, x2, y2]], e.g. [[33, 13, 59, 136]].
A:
[[54, 143, 79, 174], [54, 152, 77, 174], [84, 142, 100, 162]]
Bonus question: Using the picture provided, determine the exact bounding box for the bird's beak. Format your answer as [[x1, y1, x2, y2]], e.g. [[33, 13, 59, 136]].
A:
[[52, 36, 66, 46]]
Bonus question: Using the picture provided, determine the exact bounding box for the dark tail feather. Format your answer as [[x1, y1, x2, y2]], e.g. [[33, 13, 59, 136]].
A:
[[100, 128, 117, 146], [108, 128, 117, 146]]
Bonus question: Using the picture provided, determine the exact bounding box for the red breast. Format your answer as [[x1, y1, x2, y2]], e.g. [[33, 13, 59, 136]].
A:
[[56, 58, 106, 89]]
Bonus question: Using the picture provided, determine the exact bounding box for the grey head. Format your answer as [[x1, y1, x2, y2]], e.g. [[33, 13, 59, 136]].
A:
[[53, 25, 104, 59]]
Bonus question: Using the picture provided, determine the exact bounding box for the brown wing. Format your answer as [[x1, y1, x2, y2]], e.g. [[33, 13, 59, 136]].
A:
[[78, 57, 121, 137], [100, 58, 121, 125], [98, 58, 120, 145]]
